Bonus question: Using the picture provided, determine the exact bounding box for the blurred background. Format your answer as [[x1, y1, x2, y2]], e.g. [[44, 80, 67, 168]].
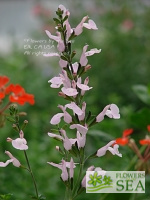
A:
[[0, 0, 150, 199]]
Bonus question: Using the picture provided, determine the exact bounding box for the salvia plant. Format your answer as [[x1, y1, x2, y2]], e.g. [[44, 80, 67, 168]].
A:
[[44, 4, 122, 200], [0, 4, 123, 200]]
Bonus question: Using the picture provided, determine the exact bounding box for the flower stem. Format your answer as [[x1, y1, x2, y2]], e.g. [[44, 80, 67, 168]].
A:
[[0, 101, 11, 114], [24, 150, 39, 199]]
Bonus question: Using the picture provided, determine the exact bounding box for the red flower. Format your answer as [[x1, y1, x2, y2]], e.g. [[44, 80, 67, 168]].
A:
[[6, 84, 35, 105], [123, 129, 133, 137], [116, 137, 129, 146], [0, 76, 9, 99], [116, 129, 133, 146], [147, 125, 150, 132], [139, 139, 150, 145]]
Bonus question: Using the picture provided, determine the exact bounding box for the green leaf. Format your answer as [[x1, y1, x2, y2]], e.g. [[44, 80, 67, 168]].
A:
[[53, 18, 61, 25], [0, 194, 13, 200], [132, 85, 150, 105]]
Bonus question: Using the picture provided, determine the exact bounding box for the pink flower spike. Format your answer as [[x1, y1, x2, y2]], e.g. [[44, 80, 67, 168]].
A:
[[105, 104, 120, 119], [48, 76, 63, 88], [70, 124, 88, 135], [48, 132, 63, 141], [50, 113, 64, 125], [80, 45, 89, 66], [85, 48, 101, 56], [74, 16, 88, 36], [61, 87, 78, 97], [65, 102, 83, 115], [108, 144, 122, 157], [96, 140, 115, 157], [83, 19, 98, 30]]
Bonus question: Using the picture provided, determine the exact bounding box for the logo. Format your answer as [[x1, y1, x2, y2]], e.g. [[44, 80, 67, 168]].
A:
[[86, 171, 145, 193]]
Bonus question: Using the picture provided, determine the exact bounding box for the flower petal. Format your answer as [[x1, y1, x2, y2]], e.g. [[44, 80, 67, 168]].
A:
[[50, 113, 64, 125], [61, 87, 78, 96], [70, 124, 88, 134], [65, 102, 83, 115]]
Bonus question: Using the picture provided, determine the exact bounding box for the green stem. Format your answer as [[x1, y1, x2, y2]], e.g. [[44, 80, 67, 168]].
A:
[[0, 101, 11, 114], [24, 150, 39, 199]]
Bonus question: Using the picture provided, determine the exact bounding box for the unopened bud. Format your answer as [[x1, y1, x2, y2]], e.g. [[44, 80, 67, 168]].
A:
[[24, 120, 28, 124], [7, 137, 13, 142], [56, 146, 60, 151], [58, 92, 66, 98], [18, 112, 27, 116], [84, 64, 91, 72], [19, 130, 24, 139], [72, 80, 76, 89]]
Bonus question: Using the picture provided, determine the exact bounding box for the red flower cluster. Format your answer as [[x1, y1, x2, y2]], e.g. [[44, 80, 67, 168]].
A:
[[0, 75, 35, 105], [0, 76, 9, 99], [116, 129, 133, 146], [116, 126, 150, 146]]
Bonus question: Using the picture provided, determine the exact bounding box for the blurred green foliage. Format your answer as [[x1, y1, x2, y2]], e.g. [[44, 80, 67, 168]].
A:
[[0, 0, 150, 200]]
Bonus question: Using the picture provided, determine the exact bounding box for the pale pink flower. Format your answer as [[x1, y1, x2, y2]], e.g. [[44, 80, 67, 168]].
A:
[[85, 48, 101, 56], [45, 30, 65, 52], [80, 45, 101, 66], [105, 104, 120, 119], [78, 102, 86, 121], [58, 105, 72, 124], [47, 159, 76, 182], [74, 16, 88, 36], [72, 62, 79, 74], [59, 58, 68, 68], [81, 165, 95, 188], [76, 131, 86, 148], [48, 132, 63, 141], [107, 144, 122, 157], [96, 104, 120, 123], [65, 102, 83, 115], [69, 157, 74, 178], [60, 129, 72, 150], [48, 76, 63, 88], [50, 113, 64, 125], [77, 78, 92, 92], [61, 87, 78, 96], [80, 45, 88, 66], [96, 140, 122, 157], [61, 160, 68, 181], [83, 19, 98, 30], [70, 124, 88, 134], [8, 130, 28, 150], [0, 151, 21, 168], [60, 70, 71, 88]]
